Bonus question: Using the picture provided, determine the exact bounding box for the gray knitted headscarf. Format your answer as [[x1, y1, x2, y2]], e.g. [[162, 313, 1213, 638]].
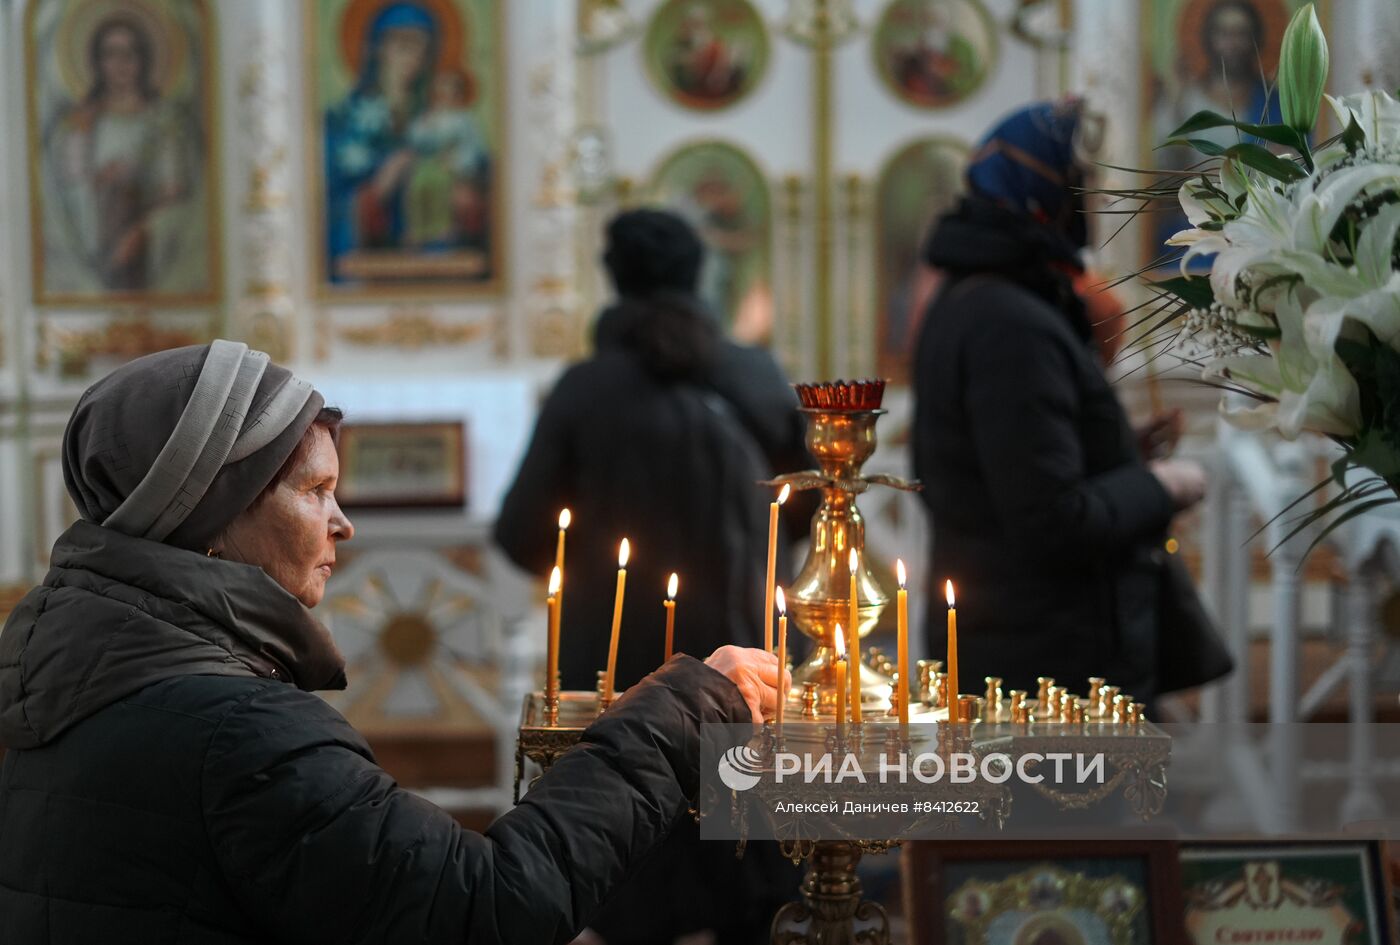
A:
[[62, 340, 323, 551]]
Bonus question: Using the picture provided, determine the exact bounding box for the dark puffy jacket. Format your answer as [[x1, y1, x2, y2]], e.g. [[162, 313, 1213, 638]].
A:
[[913, 198, 1177, 701], [495, 307, 809, 693], [0, 521, 750, 944]]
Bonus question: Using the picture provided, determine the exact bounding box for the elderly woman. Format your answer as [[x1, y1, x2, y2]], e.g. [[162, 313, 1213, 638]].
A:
[[0, 340, 781, 943]]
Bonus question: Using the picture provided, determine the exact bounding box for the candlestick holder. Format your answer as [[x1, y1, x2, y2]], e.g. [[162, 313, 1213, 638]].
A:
[[765, 380, 920, 724]]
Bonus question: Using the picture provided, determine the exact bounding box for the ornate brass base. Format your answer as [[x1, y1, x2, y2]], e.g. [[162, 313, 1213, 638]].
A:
[[772, 841, 890, 945]]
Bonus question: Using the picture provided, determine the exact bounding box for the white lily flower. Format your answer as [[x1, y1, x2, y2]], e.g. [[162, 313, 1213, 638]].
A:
[[1326, 90, 1400, 148]]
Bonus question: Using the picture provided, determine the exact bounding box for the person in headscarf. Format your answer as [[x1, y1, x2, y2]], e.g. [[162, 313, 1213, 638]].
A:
[[495, 208, 808, 945], [911, 100, 1208, 706], [0, 339, 783, 943]]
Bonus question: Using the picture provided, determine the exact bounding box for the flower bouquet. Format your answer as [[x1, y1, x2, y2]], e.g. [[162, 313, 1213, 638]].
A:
[[1139, 3, 1400, 546]]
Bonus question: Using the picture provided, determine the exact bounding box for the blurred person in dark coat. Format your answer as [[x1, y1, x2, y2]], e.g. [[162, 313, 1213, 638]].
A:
[[912, 101, 1207, 705], [495, 208, 808, 945], [496, 208, 810, 692]]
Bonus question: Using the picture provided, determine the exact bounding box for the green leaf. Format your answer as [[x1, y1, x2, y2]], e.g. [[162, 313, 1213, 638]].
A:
[[1149, 275, 1215, 308], [1167, 109, 1238, 139], [1341, 113, 1366, 154], [1224, 143, 1308, 182], [1166, 137, 1229, 156], [1279, 3, 1330, 136], [1347, 430, 1400, 478], [1165, 110, 1312, 166]]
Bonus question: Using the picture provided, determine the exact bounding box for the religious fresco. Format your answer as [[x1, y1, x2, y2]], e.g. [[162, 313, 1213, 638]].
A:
[[649, 140, 772, 340], [26, 0, 219, 305], [643, 0, 770, 112], [309, 0, 502, 297], [872, 0, 998, 111], [1141, 0, 1313, 267], [874, 136, 968, 385]]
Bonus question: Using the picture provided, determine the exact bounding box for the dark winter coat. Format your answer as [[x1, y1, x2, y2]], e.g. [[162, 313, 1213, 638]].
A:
[[913, 198, 1177, 700], [495, 305, 810, 693], [0, 521, 751, 944]]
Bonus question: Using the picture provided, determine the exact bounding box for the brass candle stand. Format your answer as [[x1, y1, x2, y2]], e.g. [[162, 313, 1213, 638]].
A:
[[513, 378, 1171, 945], [769, 380, 921, 719]]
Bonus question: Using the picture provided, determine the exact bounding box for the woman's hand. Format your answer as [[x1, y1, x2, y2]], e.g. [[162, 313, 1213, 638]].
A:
[[704, 645, 790, 724], [1151, 457, 1207, 510], [1136, 408, 1184, 460]]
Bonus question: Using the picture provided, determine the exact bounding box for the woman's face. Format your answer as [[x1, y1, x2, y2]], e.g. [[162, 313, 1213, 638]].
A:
[[217, 426, 354, 608], [379, 27, 430, 87], [97, 25, 142, 93]]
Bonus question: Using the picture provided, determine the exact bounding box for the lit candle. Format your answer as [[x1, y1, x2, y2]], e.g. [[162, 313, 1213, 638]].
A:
[[554, 509, 570, 653], [764, 484, 791, 653], [663, 572, 678, 663], [834, 623, 847, 739], [546, 566, 562, 696], [604, 538, 630, 701], [848, 548, 862, 725], [555, 509, 570, 580], [775, 586, 788, 731], [896, 559, 909, 731], [945, 580, 959, 723]]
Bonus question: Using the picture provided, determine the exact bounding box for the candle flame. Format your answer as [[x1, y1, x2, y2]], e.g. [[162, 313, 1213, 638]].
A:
[[618, 538, 630, 568], [945, 579, 956, 608], [558, 508, 571, 530], [667, 572, 678, 599], [848, 548, 858, 574], [775, 585, 786, 615], [548, 566, 562, 596], [777, 483, 791, 504], [897, 558, 907, 589], [833, 624, 846, 659]]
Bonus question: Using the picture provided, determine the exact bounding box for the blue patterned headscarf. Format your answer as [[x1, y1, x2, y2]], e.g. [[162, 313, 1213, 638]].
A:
[[965, 100, 1087, 249]]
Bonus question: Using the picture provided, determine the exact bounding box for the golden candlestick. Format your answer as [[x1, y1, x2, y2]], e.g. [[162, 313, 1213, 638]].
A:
[[773, 380, 919, 721]]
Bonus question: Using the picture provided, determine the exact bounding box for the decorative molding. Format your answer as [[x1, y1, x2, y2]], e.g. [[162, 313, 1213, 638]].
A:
[[337, 307, 491, 350], [36, 313, 213, 378]]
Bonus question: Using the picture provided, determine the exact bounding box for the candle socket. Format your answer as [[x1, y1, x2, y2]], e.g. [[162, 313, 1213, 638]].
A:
[[1009, 690, 1031, 725], [1112, 694, 1132, 723], [984, 676, 1003, 716], [1129, 702, 1146, 725], [957, 694, 981, 724], [801, 682, 820, 720], [1036, 677, 1055, 717], [1087, 677, 1107, 716], [886, 674, 903, 718], [543, 692, 560, 728], [596, 670, 614, 714], [882, 726, 906, 761], [1060, 695, 1081, 724], [1047, 686, 1066, 721], [932, 672, 948, 709], [1101, 687, 1121, 719], [917, 659, 942, 704], [825, 725, 849, 755]]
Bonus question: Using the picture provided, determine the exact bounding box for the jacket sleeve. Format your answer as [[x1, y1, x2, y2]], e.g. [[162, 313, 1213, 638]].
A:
[[493, 367, 582, 575], [960, 293, 1175, 559], [201, 656, 748, 945]]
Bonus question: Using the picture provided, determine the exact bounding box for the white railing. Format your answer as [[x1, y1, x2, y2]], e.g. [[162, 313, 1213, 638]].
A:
[[1193, 412, 1400, 828]]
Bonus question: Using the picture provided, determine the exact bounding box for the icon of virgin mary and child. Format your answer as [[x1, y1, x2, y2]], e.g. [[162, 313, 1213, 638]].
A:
[[324, 1, 492, 282]]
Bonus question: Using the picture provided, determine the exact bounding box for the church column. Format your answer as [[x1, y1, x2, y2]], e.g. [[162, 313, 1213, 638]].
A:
[[223, 0, 298, 362]]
